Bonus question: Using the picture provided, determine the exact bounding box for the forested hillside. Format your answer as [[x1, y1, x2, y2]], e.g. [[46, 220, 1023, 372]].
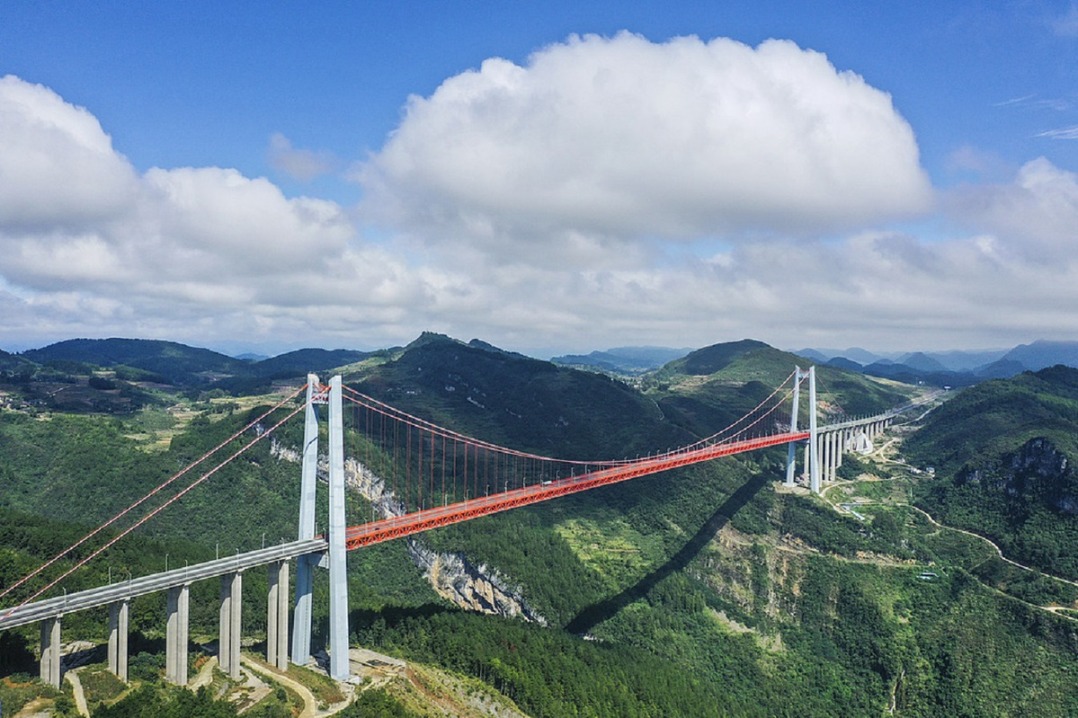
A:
[[905, 365, 1078, 580], [1, 337, 1076, 717], [645, 339, 910, 438], [0, 338, 381, 410], [340, 337, 1076, 715]]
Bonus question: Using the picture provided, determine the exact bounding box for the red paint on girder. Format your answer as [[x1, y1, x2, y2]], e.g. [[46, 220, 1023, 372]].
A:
[[344, 431, 809, 550]]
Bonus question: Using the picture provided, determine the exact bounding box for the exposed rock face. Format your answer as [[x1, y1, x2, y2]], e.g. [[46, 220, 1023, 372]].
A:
[[271, 440, 546, 623], [270, 440, 406, 517], [408, 541, 547, 625], [958, 436, 1078, 514], [343, 457, 406, 518], [269, 438, 300, 463]]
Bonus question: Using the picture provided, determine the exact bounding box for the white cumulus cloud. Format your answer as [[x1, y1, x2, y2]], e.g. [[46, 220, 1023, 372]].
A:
[[0, 75, 405, 348], [947, 157, 1078, 262], [358, 32, 932, 253], [0, 75, 139, 229]]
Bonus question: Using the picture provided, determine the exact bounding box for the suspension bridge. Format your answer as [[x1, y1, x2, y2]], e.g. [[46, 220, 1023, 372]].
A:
[[0, 366, 894, 686]]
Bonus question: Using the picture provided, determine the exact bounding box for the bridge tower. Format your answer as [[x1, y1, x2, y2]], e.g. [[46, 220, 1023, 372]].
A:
[[291, 375, 350, 680], [783, 366, 823, 493], [784, 367, 803, 487], [808, 366, 821, 493]]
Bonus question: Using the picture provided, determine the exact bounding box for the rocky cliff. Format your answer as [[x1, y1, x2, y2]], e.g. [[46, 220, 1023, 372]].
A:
[[958, 436, 1078, 515], [408, 540, 547, 625]]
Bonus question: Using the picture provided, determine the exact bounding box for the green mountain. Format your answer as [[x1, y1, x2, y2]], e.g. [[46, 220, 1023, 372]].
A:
[[643, 339, 912, 439], [904, 365, 1078, 473], [2, 339, 384, 410], [341, 337, 1076, 716], [346, 333, 689, 459], [2, 335, 1076, 717], [905, 366, 1078, 579], [245, 348, 377, 378], [0, 348, 34, 373], [20, 338, 381, 389], [22, 338, 246, 386]]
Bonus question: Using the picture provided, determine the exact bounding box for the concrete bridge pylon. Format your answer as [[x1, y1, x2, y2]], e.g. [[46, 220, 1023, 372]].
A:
[[290, 374, 350, 681], [784, 365, 893, 495]]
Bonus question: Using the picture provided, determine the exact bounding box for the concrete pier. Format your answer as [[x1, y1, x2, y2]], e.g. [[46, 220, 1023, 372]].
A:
[[267, 560, 289, 669], [327, 376, 351, 681], [784, 367, 802, 487], [219, 572, 242, 680], [804, 414, 894, 492], [165, 584, 189, 685], [108, 600, 129, 682], [808, 367, 820, 494], [291, 374, 321, 667], [39, 615, 61, 688]]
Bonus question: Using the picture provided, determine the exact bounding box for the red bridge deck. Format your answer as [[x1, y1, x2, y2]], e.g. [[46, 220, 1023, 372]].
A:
[[344, 431, 809, 550]]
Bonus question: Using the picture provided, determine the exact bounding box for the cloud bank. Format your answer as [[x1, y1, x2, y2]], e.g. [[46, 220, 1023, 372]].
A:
[[1, 30, 1077, 356]]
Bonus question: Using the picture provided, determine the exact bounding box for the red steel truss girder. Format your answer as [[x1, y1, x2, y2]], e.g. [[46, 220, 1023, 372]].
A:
[[344, 431, 810, 551]]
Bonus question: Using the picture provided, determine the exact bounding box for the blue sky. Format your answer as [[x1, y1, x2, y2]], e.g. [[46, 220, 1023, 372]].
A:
[[2, 2, 1077, 356]]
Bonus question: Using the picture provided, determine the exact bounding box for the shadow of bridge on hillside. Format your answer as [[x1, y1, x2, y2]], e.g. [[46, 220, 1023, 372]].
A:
[[564, 473, 768, 635]]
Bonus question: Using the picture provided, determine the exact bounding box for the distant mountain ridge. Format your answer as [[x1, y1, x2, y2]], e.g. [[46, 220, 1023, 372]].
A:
[[21, 338, 247, 385], [550, 345, 692, 374], [795, 346, 1011, 371], [12, 336, 1078, 402], [13, 337, 376, 388], [796, 339, 1078, 387], [998, 340, 1078, 372]]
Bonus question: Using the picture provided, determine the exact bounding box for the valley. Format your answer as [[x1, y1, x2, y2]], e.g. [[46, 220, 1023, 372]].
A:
[[1, 336, 1077, 716]]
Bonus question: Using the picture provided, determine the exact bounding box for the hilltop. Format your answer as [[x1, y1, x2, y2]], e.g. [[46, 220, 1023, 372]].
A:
[[21, 338, 249, 386], [643, 339, 911, 438], [344, 333, 689, 459], [0, 338, 382, 412], [18, 337, 377, 384], [2, 334, 1076, 716]]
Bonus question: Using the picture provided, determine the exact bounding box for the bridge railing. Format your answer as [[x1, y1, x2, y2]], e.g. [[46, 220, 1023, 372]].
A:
[[0, 538, 326, 631], [818, 412, 895, 432]]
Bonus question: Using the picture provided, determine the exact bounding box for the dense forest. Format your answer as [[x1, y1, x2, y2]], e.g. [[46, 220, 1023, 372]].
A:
[[905, 365, 1078, 580], [1, 337, 1076, 716]]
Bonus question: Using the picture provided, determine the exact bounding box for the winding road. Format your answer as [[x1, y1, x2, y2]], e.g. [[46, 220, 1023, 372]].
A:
[[821, 428, 1078, 622]]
